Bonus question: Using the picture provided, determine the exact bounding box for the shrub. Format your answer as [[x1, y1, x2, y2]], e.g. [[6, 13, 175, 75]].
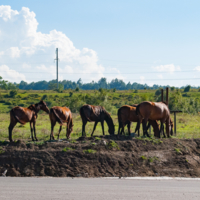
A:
[[69, 92, 73, 97], [9, 90, 17, 97], [184, 85, 191, 92], [75, 87, 79, 92], [155, 89, 161, 96]]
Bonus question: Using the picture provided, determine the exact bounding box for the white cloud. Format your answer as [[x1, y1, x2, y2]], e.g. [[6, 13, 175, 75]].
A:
[[140, 76, 145, 83], [194, 66, 200, 71], [152, 64, 181, 74], [157, 74, 163, 79], [0, 65, 27, 82], [0, 5, 116, 83]]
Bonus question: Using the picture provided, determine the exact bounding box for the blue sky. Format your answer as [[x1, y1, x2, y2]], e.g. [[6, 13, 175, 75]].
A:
[[0, 0, 200, 87]]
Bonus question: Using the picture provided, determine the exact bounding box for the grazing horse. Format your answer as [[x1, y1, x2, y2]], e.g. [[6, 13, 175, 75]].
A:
[[8, 101, 49, 142], [49, 106, 73, 140], [118, 105, 160, 137], [136, 101, 173, 138], [80, 104, 115, 136]]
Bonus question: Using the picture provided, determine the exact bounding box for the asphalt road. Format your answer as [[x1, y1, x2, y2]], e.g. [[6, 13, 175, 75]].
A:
[[0, 177, 200, 200]]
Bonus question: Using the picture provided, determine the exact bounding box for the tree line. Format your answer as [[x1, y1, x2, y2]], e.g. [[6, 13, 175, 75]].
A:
[[0, 76, 196, 91]]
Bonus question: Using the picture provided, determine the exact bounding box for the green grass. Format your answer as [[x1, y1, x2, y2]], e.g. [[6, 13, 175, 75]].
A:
[[174, 148, 182, 154], [83, 149, 97, 154], [1, 89, 200, 141], [62, 147, 73, 152], [148, 156, 159, 163], [107, 140, 120, 150], [140, 155, 147, 160]]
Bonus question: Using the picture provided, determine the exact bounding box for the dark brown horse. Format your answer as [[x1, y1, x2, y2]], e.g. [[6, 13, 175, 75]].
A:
[[118, 105, 160, 137], [49, 106, 73, 140], [80, 104, 115, 136], [136, 101, 173, 137], [8, 101, 49, 142]]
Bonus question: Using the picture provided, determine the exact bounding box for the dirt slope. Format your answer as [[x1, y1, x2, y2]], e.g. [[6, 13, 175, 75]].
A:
[[0, 136, 200, 177]]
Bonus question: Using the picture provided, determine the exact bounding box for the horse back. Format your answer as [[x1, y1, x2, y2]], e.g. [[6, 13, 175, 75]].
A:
[[118, 105, 138, 122], [50, 106, 72, 122], [11, 106, 33, 123], [139, 101, 170, 120], [80, 104, 104, 122]]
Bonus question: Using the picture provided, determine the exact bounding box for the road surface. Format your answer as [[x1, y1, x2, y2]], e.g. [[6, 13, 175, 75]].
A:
[[0, 177, 200, 200]]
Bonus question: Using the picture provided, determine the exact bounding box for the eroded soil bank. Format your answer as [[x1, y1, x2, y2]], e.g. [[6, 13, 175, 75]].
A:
[[0, 136, 200, 177]]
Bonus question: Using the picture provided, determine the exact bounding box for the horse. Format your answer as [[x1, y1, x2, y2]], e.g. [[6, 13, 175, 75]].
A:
[[8, 100, 49, 142], [49, 106, 73, 140], [136, 101, 173, 138], [118, 105, 141, 135], [118, 105, 160, 137], [80, 104, 115, 136]]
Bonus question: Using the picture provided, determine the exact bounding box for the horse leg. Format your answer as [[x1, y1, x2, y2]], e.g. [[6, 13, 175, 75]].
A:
[[166, 118, 170, 138], [142, 119, 149, 137], [162, 124, 166, 138], [82, 121, 87, 137], [33, 122, 38, 141], [127, 121, 131, 135], [30, 122, 34, 141], [159, 122, 164, 138], [101, 121, 105, 135], [57, 125, 62, 140], [8, 121, 17, 142], [135, 120, 140, 136], [91, 121, 98, 137], [51, 121, 56, 140]]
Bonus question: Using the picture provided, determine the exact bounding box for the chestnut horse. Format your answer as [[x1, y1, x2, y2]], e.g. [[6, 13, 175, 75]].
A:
[[80, 104, 115, 136], [136, 101, 173, 138], [8, 101, 49, 142], [49, 106, 73, 140], [118, 105, 160, 137]]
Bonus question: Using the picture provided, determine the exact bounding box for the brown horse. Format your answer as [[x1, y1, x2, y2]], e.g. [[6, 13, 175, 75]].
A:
[[118, 105, 141, 135], [49, 106, 73, 140], [8, 101, 49, 142], [118, 105, 160, 137], [80, 104, 115, 136], [136, 101, 173, 138]]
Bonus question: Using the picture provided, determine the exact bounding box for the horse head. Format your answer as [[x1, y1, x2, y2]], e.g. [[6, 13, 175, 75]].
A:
[[39, 100, 50, 114], [67, 123, 74, 139], [105, 114, 115, 135]]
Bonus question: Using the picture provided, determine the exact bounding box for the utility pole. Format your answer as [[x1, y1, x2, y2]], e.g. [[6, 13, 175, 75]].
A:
[[55, 48, 58, 89]]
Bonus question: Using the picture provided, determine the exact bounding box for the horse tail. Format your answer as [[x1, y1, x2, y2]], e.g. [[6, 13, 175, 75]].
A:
[[117, 108, 123, 134], [10, 109, 26, 124], [50, 108, 63, 125], [136, 104, 141, 116]]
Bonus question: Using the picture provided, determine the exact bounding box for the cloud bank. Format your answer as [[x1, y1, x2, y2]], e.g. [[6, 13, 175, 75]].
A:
[[0, 5, 124, 83]]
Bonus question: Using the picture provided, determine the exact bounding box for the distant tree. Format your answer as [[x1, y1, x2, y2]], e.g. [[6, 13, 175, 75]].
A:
[[171, 86, 175, 91], [184, 85, 191, 92]]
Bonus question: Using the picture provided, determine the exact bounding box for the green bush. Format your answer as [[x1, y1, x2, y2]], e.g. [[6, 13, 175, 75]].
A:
[[9, 90, 17, 97], [184, 85, 191, 92]]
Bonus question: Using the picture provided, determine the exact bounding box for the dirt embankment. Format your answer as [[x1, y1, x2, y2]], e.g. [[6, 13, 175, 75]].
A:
[[0, 136, 200, 177]]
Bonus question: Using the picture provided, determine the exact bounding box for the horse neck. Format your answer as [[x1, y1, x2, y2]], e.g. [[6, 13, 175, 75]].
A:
[[104, 113, 113, 128]]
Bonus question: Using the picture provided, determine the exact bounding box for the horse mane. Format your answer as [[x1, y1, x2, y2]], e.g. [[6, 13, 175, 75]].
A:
[[103, 109, 113, 126], [28, 102, 42, 112]]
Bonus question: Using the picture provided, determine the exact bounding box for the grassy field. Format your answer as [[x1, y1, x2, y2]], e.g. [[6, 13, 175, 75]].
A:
[[1, 112, 200, 141], [0, 88, 200, 141]]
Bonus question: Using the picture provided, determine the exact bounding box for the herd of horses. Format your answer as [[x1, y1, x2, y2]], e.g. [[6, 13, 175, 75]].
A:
[[8, 100, 174, 142]]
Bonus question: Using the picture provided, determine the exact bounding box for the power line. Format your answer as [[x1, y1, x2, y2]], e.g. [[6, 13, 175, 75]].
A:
[[0, 70, 199, 74]]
